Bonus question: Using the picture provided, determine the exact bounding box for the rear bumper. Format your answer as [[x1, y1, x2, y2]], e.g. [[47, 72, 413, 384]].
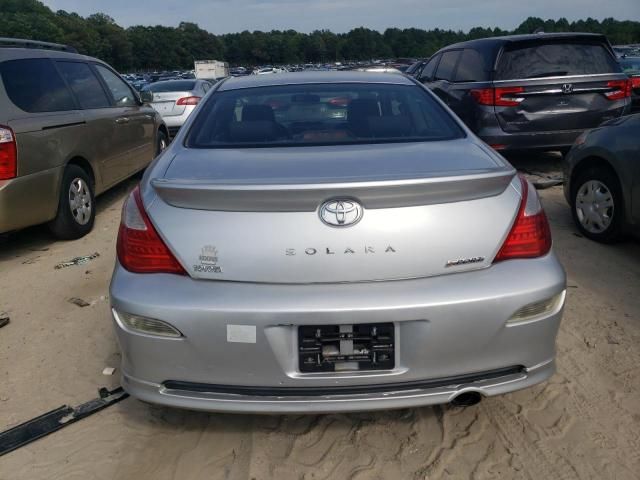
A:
[[122, 361, 555, 413], [0, 167, 62, 233], [159, 106, 195, 133], [110, 252, 566, 413], [478, 128, 585, 152]]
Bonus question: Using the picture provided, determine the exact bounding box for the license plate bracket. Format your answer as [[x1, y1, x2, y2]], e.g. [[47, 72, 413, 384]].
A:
[[298, 323, 394, 373]]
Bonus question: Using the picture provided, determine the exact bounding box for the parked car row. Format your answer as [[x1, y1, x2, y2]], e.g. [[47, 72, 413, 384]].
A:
[[1, 32, 637, 416]]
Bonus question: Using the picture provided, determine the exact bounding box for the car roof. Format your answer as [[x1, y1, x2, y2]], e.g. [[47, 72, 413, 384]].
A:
[[217, 71, 415, 91], [0, 45, 107, 65], [440, 32, 609, 53]]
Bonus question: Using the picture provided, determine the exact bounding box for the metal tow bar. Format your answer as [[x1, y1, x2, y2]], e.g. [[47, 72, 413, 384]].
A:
[[0, 387, 129, 457]]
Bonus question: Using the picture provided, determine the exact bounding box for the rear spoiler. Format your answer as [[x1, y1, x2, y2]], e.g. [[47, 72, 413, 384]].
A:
[[151, 169, 516, 212]]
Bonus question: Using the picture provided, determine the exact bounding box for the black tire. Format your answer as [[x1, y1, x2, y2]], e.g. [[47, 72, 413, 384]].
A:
[[48, 165, 95, 240], [157, 130, 168, 156], [571, 166, 624, 243]]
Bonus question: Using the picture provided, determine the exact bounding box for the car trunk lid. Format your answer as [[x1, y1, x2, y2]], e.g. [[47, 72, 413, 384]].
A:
[[150, 91, 191, 117], [146, 140, 520, 283]]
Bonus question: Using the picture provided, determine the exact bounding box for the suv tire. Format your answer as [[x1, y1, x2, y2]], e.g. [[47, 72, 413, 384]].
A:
[[48, 165, 95, 240], [571, 166, 623, 243]]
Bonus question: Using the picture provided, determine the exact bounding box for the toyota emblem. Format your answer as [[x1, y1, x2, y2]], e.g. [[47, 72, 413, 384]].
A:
[[319, 199, 363, 227]]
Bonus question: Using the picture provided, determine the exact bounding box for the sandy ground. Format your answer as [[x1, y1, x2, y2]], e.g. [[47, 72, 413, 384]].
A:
[[1, 158, 639, 480]]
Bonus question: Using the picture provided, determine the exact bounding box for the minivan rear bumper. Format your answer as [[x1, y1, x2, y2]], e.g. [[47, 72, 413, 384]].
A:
[[0, 167, 62, 233], [478, 127, 586, 152]]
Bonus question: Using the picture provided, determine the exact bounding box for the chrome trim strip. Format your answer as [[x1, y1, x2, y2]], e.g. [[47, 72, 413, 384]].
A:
[[493, 73, 621, 84]]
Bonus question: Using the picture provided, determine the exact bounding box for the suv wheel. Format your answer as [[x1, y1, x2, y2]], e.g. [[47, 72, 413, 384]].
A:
[[48, 165, 95, 240], [571, 167, 623, 243]]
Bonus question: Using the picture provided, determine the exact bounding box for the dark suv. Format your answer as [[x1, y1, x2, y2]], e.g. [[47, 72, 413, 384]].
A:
[[419, 33, 631, 153]]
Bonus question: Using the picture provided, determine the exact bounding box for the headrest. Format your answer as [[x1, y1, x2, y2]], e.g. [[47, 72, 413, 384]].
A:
[[229, 121, 278, 142], [367, 116, 413, 137], [347, 98, 381, 121], [242, 104, 276, 122]]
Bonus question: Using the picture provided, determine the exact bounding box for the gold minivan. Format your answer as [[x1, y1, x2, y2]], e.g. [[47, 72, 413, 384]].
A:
[[0, 38, 168, 239]]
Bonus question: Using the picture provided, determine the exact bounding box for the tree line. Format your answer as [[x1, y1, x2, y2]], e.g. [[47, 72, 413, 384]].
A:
[[1, 0, 639, 72]]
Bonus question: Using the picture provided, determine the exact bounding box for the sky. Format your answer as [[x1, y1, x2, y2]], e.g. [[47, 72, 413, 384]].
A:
[[40, 0, 640, 34]]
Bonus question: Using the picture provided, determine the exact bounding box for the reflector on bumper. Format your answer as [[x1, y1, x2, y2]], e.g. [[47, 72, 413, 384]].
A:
[[508, 291, 565, 324], [113, 309, 182, 337]]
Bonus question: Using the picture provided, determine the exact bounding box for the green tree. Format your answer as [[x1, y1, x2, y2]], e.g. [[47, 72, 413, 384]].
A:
[[1, 0, 639, 71]]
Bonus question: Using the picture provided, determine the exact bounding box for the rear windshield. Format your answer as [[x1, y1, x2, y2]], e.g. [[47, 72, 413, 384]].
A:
[[143, 81, 196, 92], [496, 42, 620, 80], [186, 83, 464, 148], [619, 57, 640, 75]]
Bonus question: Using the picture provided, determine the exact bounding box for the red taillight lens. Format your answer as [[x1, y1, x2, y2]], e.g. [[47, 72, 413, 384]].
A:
[[630, 77, 640, 90], [604, 80, 631, 100], [470, 88, 494, 105], [494, 176, 552, 262], [470, 87, 525, 107], [176, 96, 201, 106], [328, 96, 352, 107], [494, 87, 525, 106], [0, 126, 17, 180], [489, 144, 507, 151], [117, 186, 186, 275]]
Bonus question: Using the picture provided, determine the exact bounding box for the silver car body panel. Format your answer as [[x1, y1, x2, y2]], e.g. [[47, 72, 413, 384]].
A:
[[111, 252, 565, 413], [111, 71, 566, 412], [147, 80, 210, 130]]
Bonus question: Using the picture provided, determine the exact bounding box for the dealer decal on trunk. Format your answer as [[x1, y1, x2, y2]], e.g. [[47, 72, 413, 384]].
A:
[[194, 245, 223, 273]]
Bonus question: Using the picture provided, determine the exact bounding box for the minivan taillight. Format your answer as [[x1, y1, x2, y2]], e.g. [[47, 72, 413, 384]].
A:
[[494, 176, 552, 262], [176, 96, 201, 106], [117, 186, 186, 275], [0, 126, 17, 180], [470, 87, 525, 107], [604, 80, 632, 100]]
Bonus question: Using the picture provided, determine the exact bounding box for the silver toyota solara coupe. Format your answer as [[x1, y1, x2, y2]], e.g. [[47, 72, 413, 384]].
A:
[[110, 72, 566, 413]]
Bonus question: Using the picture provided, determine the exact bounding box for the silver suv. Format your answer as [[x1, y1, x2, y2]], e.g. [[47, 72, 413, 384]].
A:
[[0, 38, 168, 239]]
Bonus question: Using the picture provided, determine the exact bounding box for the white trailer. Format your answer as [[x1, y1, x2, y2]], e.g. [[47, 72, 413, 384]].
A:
[[194, 60, 229, 80]]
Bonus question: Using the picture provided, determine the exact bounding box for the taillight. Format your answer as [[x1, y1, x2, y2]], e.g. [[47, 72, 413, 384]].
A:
[[604, 80, 631, 100], [630, 77, 640, 90], [470, 87, 525, 107], [0, 125, 17, 180], [117, 186, 186, 275], [176, 96, 201, 106], [494, 175, 552, 262], [328, 96, 352, 107]]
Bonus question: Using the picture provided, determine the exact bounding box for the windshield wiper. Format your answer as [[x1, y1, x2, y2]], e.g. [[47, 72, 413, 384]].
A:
[[525, 71, 569, 79]]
